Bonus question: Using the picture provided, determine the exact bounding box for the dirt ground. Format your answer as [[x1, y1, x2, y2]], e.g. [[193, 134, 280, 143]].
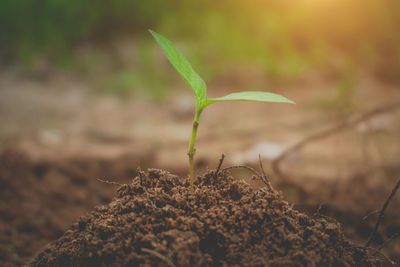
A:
[[0, 69, 400, 265]]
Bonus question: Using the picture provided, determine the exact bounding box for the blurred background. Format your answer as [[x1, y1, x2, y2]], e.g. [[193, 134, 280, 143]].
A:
[[1, 0, 400, 265]]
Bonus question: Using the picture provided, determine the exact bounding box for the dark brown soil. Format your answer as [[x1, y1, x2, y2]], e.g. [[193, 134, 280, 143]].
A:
[[31, 169, 386, 266], [0, 149, 137, 267], [280, 168, 400, 263]]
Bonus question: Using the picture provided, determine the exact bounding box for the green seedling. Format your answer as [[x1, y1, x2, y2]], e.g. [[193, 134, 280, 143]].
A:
[[150, 30, 295, 186]]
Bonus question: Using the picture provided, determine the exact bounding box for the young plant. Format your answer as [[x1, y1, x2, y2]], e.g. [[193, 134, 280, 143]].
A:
[[150, 30, 295, 186]]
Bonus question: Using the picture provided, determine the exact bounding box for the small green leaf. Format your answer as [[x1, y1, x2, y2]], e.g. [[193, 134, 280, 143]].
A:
[[205, 91, 295, 106], [149, 30, 206, 105]]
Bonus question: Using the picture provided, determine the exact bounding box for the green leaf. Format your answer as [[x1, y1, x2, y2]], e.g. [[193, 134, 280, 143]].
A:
[[149, 30, 206, 105], [205, 91, 295, 106]]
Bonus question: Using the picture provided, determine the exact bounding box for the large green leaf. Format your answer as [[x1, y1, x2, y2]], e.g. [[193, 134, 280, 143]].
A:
[[205, 91, 295, 106], [149, 30, 206, 105]]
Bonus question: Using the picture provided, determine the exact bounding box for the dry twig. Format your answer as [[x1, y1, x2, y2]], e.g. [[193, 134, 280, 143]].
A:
[[362, 210, 380, 221], [272, 102, 400, 179], [142, 248, 176, 267], [96, 178, 122, 187], [258, 154, 273, 191], [376, 233, 400, 252], [314, 203, 324, 217], [354, 245, 396, 266], [365, 178, 400, 247], [214, 154, 225, 179]]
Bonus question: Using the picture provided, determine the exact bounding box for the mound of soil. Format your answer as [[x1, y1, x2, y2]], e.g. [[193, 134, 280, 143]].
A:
[[32, 169, 385, 266]]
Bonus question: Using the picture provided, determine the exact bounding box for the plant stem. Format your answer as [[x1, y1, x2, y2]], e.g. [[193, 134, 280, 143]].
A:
[[187, 108, 202, 187]]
